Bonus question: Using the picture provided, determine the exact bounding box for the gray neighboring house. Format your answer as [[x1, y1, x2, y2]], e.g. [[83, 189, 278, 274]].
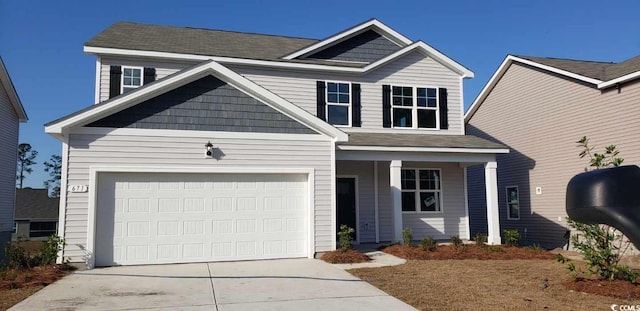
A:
[[465, 54, 640, 248], [13, 188, 60, 241], [45, 19, 509, 268], [0, 57, 28, 262]]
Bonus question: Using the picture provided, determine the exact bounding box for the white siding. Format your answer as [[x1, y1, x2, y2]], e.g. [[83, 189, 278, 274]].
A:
[[98, 52, 464, 134], [62, 131, 333, 263], [377, 161, 467, 241], [0, 85, 19, 232], [336, 161, 376, 242], [467, 62, 640, 248]]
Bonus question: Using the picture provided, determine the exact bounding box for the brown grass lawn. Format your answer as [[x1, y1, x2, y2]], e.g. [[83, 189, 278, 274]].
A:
[[349, 260, 640, 311]]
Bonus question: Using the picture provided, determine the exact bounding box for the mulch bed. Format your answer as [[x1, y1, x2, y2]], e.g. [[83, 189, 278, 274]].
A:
[[564, 277, 640, 299], [382, 244, 556, 260], [0, 264, 75, 310], [320, 249, 372, 263]]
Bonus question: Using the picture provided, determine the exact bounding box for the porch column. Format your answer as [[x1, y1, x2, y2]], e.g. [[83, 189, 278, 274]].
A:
[[485, 161, 501, 244], [390, 160, 403, 243]]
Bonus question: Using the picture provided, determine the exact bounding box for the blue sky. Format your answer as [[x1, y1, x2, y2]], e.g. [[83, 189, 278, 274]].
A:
[[1, 0, 639, 188]]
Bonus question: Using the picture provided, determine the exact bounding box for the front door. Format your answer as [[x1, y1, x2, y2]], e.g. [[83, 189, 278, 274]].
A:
[[336, 177, 357, 241]]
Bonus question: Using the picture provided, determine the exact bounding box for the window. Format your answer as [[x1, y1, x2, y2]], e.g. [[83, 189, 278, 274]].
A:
[[326, 82, 351, 126], [29, 221, 57, 238], [392, 86, 438, 129], [121, 67, 143, 93], [506, 186, 520, 220], [401, 169, 442, 212]]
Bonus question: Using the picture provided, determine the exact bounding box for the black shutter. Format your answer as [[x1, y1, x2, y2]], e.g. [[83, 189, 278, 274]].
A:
[[316, 81, 326, 121], [382, 85, 391, 128], [143, 67, 156, 84], [351, 83, 361, 127], [439, 88, 448, 129], [109, 65, 122, 99]]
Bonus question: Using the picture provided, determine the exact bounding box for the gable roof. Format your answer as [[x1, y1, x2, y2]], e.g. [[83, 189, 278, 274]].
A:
[[84, 19, 474, 78], [281, 19, 412, 60], [15, 188, 59, 220], [45, 60, 348, 142], [465, 53, 640, 123], [0, 57, 28, 122]]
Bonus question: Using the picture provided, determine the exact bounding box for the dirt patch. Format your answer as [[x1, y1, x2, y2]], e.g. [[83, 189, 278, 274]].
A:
[[383, 244, 556, 260], [0, 264, 75, 310], [349, 260, 639, 310], [320, 250, 371, 263]]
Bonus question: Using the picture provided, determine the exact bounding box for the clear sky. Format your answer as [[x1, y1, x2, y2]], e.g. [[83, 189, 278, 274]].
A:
[[1, 0, 639, 188]]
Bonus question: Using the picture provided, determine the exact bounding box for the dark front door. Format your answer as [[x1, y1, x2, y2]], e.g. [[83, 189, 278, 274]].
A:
[[337, 177, 357, 240]]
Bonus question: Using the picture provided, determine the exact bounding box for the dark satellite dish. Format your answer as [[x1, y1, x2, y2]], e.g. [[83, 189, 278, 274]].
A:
[[566, 165, 640, 248]]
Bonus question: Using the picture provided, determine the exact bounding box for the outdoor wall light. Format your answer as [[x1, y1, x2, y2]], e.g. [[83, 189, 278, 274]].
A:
[[205, 141, 214, 157]]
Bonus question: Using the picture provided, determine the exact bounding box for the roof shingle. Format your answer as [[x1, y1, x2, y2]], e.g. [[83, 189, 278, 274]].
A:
[[15, 188, 59, 220], [516, 54, 640, 82], [339, 132, 507, 150]]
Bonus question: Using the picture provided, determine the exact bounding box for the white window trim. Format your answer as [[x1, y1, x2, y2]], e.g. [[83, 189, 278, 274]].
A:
[[505, 185, 520, 220], [120, 66, 144, 94], [400, 168, 443, 214], [325, 81, 352, 127], [390, 85, 440, 130]]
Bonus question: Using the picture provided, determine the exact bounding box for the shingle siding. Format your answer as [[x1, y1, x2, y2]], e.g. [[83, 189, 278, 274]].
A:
[[0, 85, 19, 232], [89, 75, 316, 134], [304, 30, 401, 63], [62, 132, 333, 263], [466, 62, 640, 248]]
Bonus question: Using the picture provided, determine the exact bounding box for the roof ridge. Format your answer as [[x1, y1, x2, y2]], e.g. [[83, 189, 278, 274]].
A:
[[113, 21, 320, 41], [514, 54, 615, 65]]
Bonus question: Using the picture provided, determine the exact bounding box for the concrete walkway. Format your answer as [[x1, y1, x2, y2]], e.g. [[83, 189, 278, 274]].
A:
[[11, 259, 416, 310], [332, 251, 406, 270]]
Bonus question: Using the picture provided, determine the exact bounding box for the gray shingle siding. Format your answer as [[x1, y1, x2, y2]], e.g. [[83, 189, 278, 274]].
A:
[[87, 76, 317, 134], [305, 30, 401, 63]]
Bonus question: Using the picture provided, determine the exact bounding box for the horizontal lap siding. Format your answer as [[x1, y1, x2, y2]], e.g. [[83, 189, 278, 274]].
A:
[[63, 132, 333, 262], [467, 63, 640, 248], [377, 161, 467, 241], [336, 161, 375, 242], [232, 51, 463, 134], [0, 88, 19, 231]]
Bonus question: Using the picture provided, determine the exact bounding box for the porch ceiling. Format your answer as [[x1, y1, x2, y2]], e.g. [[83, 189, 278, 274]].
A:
[[338, 132, 507, 150]]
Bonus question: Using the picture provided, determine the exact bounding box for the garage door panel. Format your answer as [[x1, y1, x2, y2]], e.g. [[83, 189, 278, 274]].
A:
[[96, 173, 309, 266]]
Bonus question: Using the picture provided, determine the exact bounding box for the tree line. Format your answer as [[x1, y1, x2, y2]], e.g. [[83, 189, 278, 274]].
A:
[[16, 143, 61, 198]]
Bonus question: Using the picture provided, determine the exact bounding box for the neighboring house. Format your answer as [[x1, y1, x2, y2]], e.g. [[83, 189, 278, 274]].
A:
[[45, 19, 508, 268], [12, 188, 60, 241], [465, 54, 640, 248], [0, 57, 28, 262]]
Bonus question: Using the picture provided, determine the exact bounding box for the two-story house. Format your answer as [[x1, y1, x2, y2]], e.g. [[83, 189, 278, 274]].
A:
[[45, 19, 508, 268], [0, 57, 28, 263], [465, 54, 640, 248]]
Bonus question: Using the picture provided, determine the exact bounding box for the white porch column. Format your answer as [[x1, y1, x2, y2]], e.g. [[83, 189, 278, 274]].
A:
[[390, 160, 403, 243], [485, 161, 501, 244]]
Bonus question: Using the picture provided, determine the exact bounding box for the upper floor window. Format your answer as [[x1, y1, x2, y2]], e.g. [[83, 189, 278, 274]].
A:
[[392, 86, 438, 129], [326, 82, 351, 126], [401, 169, 442, 213], [506, 186, 520, 220], [121, 67, 143, 94]]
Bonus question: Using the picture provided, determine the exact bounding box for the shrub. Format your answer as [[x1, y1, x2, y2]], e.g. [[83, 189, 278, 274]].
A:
[[474, 233, 487, 247], [450, 235, 462, 250], [337, 225, 354, 252], [402, 228, 413, 246], [419, 237, 437, 252], [527, 243, 544, 251], [503, 229, 520, 247], [5, 235, 66, 269], [35, 235, 66, 266], [5, 243, 31, 269], [488, 245, 505, 253]]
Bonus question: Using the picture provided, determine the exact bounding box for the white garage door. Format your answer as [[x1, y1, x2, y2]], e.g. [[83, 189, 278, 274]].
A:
[[95, 172, 309, 266]]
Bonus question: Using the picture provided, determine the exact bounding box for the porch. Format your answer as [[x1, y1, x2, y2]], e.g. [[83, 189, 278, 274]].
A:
[[335, 132, 509, 245]]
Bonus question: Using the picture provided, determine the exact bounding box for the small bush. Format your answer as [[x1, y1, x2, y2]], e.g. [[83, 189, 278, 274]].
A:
[[35, 235, 66, 266], [488, 245, 505, 253], [337, 225, 354, 252], [527, 243, 544, 251], [474, 233, 487, 247], [402, 228, 413, 246], [5, 235, 66, 269], [419, 237, 437, 252], [503, 229, 520, 246], [450, 235, 462, 251]]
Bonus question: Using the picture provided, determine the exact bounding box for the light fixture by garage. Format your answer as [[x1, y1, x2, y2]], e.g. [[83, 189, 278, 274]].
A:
[[205, 141, 214, 157]]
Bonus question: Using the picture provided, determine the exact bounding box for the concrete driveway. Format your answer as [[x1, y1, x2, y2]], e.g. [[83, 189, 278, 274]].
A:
[[11, 259, 415, 310]]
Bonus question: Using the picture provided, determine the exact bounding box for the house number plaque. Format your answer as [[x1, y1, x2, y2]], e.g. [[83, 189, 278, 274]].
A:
[[68, 185, 89, 193]]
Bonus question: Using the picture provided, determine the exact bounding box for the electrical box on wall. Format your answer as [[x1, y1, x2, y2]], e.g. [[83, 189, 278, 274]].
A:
[[535, 187, 542, 195]]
